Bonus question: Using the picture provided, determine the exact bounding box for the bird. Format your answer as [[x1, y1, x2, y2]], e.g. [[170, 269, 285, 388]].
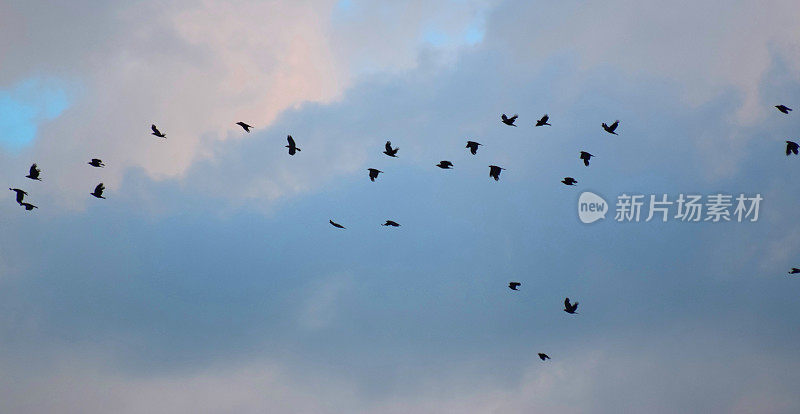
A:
[[88, 158, 105, 167], [20, 202, 37, 211], [789, 268, 800, 274], [508, 282, 521, 291], [538, 353, 550, 361], [786, 141, 799, 156], [26, 164, 41, 181], [466, 141, 482, 155], [286, 135, 300, 155], [501, 113, 518, 126], [489, 165, 505, 181], [236, 122, 253, 132], [368, 168, 382, 182], [151, 124, 166, 138], [9, 188, 27, 204], [383, 141, 399, 157], [564, 297, 579, 314], [776, 105, 792, 114], [579, 151, 593, 166], [329, 220, 345, 229], [602, 120, 619, 135], [436, 161, 453, 169], [535, 114, 551, 126], [90, 183, 106, 199], [562, 177, 578, 186], [382, 220, 400, 227]]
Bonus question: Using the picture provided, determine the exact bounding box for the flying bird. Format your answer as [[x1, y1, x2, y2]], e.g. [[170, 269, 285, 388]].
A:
[[535, 114, 551, 126], [786, 140, 799, 156], [562, 177, 578, 186], [20, 202, 37, 211], [466, 141, 482, 155], [789, 268, 800, 274], [382, 220, 400, 227], [508, 282, 521, 291], [368, 168, 382, 182], [579, 151, 593, 166], [236, 122, 253, 132], [602, 120, 619, 135], [776, 105, 792, 114], [501, 113, 518, 126], [286, 135, 301, 155], [538, 353, 550, 361], [9, 188, 27, 204], [489, 165, 505, 181], [91, 183, 106, 199], [329, 220, 345, 229], [384, 141, 399, 157], [26, 164, 41, 181], [564, 297, 579, 314], [436, 161, 453, 169], [88, 158, 105, 167], [151, 124, 166, 138]]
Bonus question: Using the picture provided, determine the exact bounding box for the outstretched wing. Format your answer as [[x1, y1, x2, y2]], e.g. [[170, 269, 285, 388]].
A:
[[509, 114, 518, 121], [287, 135, 296, 147], [385, 141, 393, 152], [94, 183, 105, 195], [151, 124, 160, 134], [501, 114, 508, 121], [541, 114, 549, 123], [609, 120, 619, 131], [29, 164, 38, 176]]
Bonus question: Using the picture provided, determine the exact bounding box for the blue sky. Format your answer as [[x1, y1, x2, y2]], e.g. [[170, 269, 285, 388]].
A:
[[2, 1, 800, 413]]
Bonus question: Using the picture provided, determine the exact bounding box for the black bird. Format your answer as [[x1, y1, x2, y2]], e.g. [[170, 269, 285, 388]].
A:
[[368, 168, 382, 182], [602, 120, 619, 135], [501, 113, 518, 126], [329, 220, 345, 229], [236, 122, 253, 132], [564, 297, 579, 314], [776, 105, 792, 114], [436, 161, 453, 169], [789, 268, 800, 274], [88, 158, 105, 167], [20, 202, 37, 211], [538, 353, 550, 361], [466, 141, 481, 155], [151, 124, 166, 138], [562, 177, 578, 186], [786, 141, 799, 156], [384, 141, 399, 157], [286, 135, 300, 155], [9, 188, 27, 204], [382, 220, 400, 227], [535, 114, 551, 126], [579, 151, 593, 166], [26, 164, 41, 181], [508, 282, 521, 291], [489, 165, 505, 181], [91, 183, 106, 199]]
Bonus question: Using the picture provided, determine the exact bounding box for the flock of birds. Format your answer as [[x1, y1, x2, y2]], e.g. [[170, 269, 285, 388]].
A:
[[7, 104, 798, 362]]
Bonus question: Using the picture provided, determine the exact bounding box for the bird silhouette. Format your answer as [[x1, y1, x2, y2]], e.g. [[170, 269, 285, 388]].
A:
[[535, 114, 551, 126], [236, 122, 252, 132], [436, 161, 453, 169], [151, 124, 166, 138], [329, 220, 345, 229], [384, 141, 399, 157], [489, 165, 505, 181], [91, 183, 106, 199], [508, 282, 521, 291], [466, 141, 482, 155], [286, 135, 301, 155], [789, 268, 800, 274], [562, 177, 578, 185], [564, 297, 579, 314], [579, 151, 593, 166], [538, 353, 550, 361], [501, 113, 518, 126], [88, 158, 105, 167], [26, 164, 41, 181], [786, 141, 799, 156], [368, 168, 382, 182], [776, 105, 792, 114], [20, 202, 37, 211], [602, 120, 619, 135], [382, 220, 400, 227], [9, 188, 27, 204]]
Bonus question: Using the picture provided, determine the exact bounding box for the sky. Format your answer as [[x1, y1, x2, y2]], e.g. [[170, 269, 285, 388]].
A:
[[2, 0, 800, 412]]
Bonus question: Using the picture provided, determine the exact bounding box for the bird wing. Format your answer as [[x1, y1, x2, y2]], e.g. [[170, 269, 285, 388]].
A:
[[610, 120, 619, 130], [95, 183, 105, 193], [501, 114, 508, 121], [564, 298, 571, 308], [30, 164, 38, 175], [385, 141, 393, 152], [151, 124, 159, 134], [287, 135, 296, 147], [509, 114, 518, 121], [541, 114, 549, 122]]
